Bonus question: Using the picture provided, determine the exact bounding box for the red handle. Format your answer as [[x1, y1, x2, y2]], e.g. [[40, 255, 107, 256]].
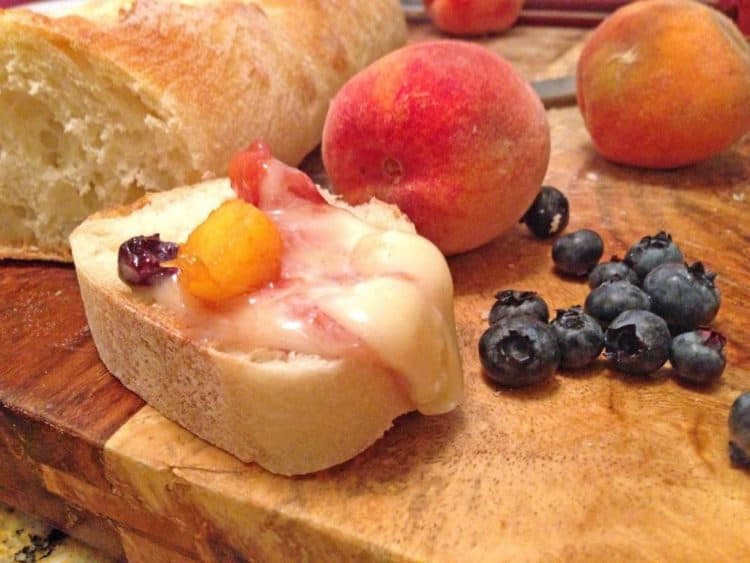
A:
[[719, 0, 750, 34], [522, 0, 748, 34], [0, 0, 38, 7], [524, 1, 631, 11]]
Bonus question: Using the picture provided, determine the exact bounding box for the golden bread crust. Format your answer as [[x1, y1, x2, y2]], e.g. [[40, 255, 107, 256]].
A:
[[6, 0, 407, 167], [0, 0, 406, 260]]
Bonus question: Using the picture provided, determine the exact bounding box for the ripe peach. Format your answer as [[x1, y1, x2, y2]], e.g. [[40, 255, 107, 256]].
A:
[[321, 40, 550, 256], [424, 0, 524, 35], [577, 0, 750, 169]]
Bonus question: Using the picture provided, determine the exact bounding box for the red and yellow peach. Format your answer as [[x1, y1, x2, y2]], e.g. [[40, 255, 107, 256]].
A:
[[322, 40, 550, 255]]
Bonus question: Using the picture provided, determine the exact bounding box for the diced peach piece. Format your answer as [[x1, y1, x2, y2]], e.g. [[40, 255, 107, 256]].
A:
[[173, 199, 283, 304]]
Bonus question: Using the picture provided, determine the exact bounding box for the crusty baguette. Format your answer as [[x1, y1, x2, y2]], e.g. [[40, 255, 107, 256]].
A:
[[70, 179, 463, 475], [0, 0, 406, 261]]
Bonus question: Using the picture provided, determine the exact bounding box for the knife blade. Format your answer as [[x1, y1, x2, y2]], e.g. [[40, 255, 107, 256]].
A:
[[531, 75, 577, 107], [400, 0, 429, 20]]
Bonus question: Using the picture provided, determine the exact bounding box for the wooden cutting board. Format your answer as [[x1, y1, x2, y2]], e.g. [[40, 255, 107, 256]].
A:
[[2, 24, 750, 563]]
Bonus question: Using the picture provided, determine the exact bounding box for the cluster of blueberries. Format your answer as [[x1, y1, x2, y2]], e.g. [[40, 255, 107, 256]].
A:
[[480, 186, 749, 468]]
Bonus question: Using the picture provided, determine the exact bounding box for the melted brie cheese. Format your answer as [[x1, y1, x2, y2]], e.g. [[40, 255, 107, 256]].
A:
[[147, 163, 463, 415]]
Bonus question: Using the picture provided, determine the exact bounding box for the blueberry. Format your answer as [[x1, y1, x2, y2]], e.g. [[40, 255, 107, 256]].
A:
[[521, 185, 570, 238], [729, 392, 750, 468], [552, 229, 604, 276], [489, 290, 549, 325], [642, 261, 720, 332], [624, 231, 684, 279], [669, 329, 726, 384], [584, 280, 651, 327], [118, 234, 179, 286], [604, 310, 671, 376], [588, 257, 639, 289], [550, 306, 604, 369], [478, 315, 560, 387]]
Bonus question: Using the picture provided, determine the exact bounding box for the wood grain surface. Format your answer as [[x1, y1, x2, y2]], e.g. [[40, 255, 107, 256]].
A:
[[2, 21, 750, 562]]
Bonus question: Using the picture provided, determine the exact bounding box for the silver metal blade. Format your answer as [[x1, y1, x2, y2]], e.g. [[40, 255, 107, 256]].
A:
[[401, 0, 428, 20], [530, 75, 577, 107]]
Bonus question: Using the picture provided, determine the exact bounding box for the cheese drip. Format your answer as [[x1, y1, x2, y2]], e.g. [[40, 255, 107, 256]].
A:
[[148, 162, 463, 414]]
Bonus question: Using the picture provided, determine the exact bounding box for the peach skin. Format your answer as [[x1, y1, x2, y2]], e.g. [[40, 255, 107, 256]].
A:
[[577, 0, 750, 169], [424, 0, 524, 35], [322, 40, 550, 256]]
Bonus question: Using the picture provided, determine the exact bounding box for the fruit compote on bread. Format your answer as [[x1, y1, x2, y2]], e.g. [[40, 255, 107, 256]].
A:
[[71, 141, 463, 474]]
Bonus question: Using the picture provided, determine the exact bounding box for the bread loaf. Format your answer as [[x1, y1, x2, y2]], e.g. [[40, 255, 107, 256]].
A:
[[70, 178, 463, 475], [0, 0, 406, 260]]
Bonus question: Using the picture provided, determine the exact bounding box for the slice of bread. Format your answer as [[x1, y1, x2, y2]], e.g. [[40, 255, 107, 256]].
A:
[[0, 0, 406, 261], [69, 179, 463, 475]]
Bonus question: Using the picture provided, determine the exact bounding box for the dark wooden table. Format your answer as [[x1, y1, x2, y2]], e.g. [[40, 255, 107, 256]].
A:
[[2, 22, 749, 562]]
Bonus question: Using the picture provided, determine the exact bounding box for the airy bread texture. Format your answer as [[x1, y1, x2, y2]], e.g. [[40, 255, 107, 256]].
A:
[[0, 0, 406, 261], [70, 179, 462, 475]]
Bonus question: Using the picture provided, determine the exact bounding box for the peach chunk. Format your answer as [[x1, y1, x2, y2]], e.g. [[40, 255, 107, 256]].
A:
[[577, 0, 750, 169], [172, 199, 283, 304], [322, 40, 550, 256], [424, 0, 524, 36]]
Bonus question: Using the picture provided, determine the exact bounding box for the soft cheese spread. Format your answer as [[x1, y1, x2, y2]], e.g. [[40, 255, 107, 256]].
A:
[[141, 158, 463, 415]]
